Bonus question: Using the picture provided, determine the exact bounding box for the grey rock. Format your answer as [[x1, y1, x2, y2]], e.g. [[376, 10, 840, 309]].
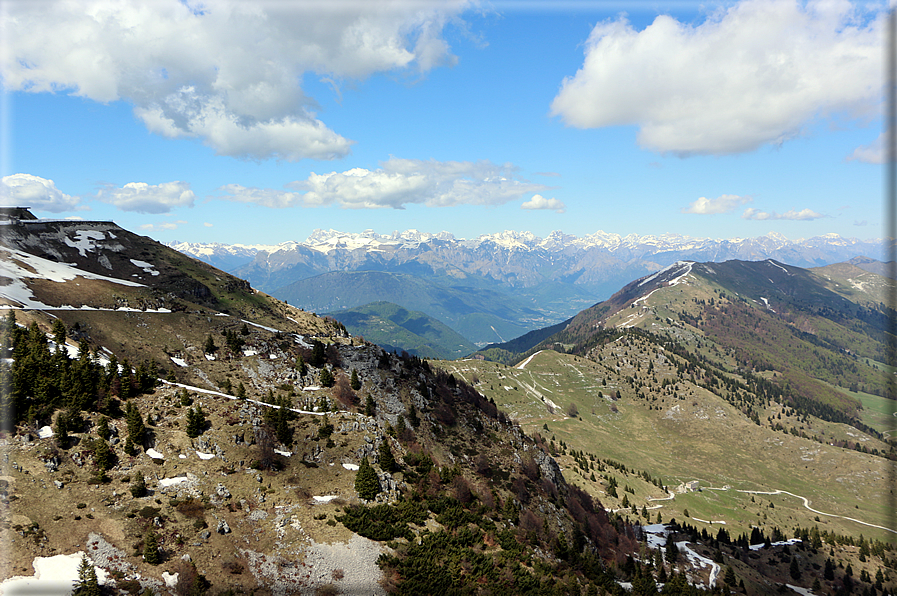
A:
[[216, 519, 231, 534], [199, 530, 211, 540], [54, 480, 63, 489]]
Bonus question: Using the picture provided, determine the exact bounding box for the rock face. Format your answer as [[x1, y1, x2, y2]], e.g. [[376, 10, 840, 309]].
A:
[[210, 483, 231, 506], [534, 449, 564, 490]]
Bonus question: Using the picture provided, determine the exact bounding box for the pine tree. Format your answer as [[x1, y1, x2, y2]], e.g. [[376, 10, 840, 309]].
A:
[[350, 369, 361, 390], [364, 395, 375, 416], [310, 340, 326, 367], [724, 566, 737, 586], [96, 416, 111, 441], [378, 441, 396, 473], [789, 555, 801, 580], [179, 388, 193, 407], [143, 530, 161, 565], [73, 554, 100, 596], [130, 470, 147, 498], [665, 541, 679, 564], [54, 412, 69, 449], [125, 400, 145, 448], [319, 367, 334, 388], [51, 319, 67, 351], [203, 334, 217, 354], [354, 457, 380, 500], [93, 437, 113, 472], [186, 406, 205, 438], [296, 355, 307, 377]]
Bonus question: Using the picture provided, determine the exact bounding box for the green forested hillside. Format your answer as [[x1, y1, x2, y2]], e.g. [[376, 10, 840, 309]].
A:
[[326, 301, 477, 359]]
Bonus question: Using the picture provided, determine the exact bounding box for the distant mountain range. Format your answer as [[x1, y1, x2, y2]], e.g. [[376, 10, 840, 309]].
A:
[[169, 229, 884, 351], [170, 229, 885, 291]]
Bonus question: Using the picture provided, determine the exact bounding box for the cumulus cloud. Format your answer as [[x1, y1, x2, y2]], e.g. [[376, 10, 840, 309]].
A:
[[96, 181, 195, 214], [682, 194, 752, 214], [0, 174, 83, 212], [219, 158, 550, 209], [550, 0, 883, 155], [742, 207, 825, 220], [2, 0, 471, 161], [521, 194, 566, 213]]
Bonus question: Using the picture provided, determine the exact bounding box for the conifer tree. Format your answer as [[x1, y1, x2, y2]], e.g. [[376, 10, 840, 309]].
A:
[[179, 388, 192, 407], [354, 457, 380, 500], [143, 530, 161, 565], [125, 400, 145, 450], [378, 441, 396, 473], [51, 319, 67, 351], [789, 556, 801, 580], [665, 541, 679, 564], [130, 470, 147, 498], [310, 340, 326, 367], [96, 416, 111, 441], [724, 566, 737, 586], [93, 437, 113, 472], [296, 355, 307, 377], [203, 334, 217, 354], [319, 367, 334, 388], [186, 406, 206, 438], [54, 412, 69, 449], [350, 369, 361, 390], [365, 395, 376, 416], [73, 554, 100, 596]]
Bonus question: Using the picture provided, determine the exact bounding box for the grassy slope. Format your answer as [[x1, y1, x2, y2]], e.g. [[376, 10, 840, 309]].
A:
[[438, 347, 895, 544]]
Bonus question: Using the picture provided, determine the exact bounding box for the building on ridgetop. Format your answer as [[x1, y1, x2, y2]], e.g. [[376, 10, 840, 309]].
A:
[[675, 480, 701, 493]]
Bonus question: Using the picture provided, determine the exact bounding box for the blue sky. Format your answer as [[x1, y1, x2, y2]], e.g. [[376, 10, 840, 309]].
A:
[[0, 0, 887, 245]]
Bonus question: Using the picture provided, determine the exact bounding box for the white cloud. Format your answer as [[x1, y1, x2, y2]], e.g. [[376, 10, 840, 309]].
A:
[[742, 207, 825, 220], [2, 0, 471, 161], [682, 194, 752, 214], [550, 0, 884, 155], [219, 158, 550, 209], [521, 194, 566, 213], [848, 131, 884, 163], [0, 174, 83, 212], [140, 220, 186, 231], [96, 181, 195, 214]]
